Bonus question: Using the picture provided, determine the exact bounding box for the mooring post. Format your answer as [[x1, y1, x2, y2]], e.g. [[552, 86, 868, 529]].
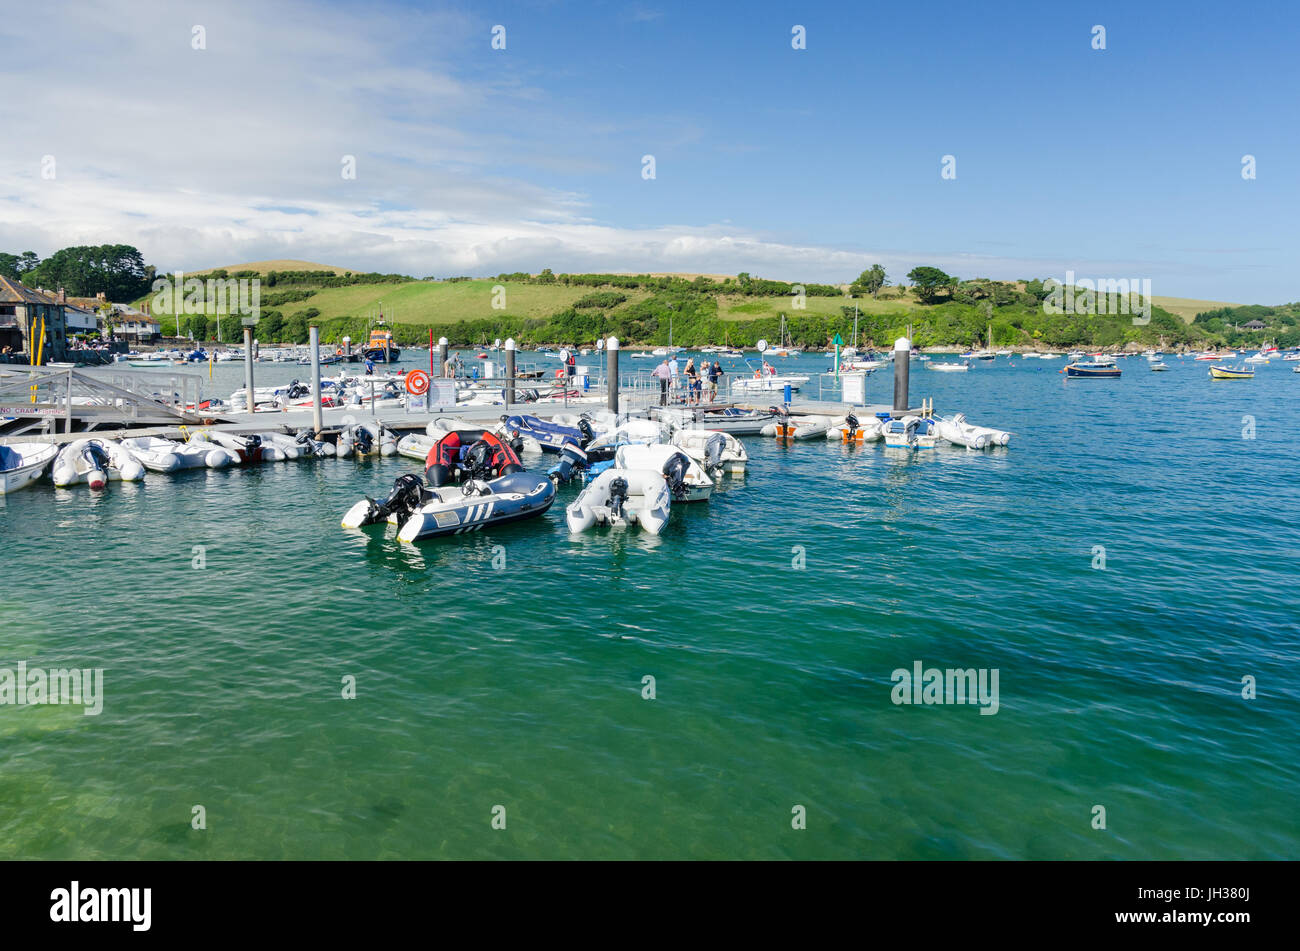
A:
[[504, 338, 516, 407], [892, 336, 911, 416], [243, 327, 256, 414], [438, 337, 449, 377], [309, 324, 323, 435], [606, 336, 620, 415]]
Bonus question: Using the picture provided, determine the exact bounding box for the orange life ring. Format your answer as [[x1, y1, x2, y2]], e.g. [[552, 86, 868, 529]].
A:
[[555, 369, 565, 379]]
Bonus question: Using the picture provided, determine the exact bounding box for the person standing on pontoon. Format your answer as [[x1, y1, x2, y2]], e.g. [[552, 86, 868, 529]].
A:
[[708, 361, 723, 402], [683, 358, 699, 405], [652, 359, 672, 406]]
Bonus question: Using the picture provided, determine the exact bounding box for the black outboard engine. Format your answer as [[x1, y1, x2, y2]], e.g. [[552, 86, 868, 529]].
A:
[[577, 417, 596, 448], [294, 429, 326, 457], [82, 442, 111, 471], [703, 432, 726, 475], [662, 451, 691, 501], [364, 473, 425, 528], [353, 426, 374, 456], [547, 442, 588, 485], [463, 440, 493, 479], [286, 380, 308, 400], [844, 412, 860, 440], [608, 476, 629, 520]]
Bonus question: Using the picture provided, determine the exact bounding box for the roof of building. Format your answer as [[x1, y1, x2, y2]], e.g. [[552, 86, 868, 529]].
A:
[[1243, 319, 1267, 329], [0, 276, 60, 306]]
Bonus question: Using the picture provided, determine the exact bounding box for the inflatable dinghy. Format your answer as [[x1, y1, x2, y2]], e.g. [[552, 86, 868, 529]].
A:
[[671, 429, 747, 475], [761, 410, 831, 440], [614, 443, 711, 501], [52, 439, 145, 488], [500, 413, 593, 454], [882, 416, 938, 450], [565, 468, 672, 535], [825, 413, 885, 444], [119, 436, 183, 472], [337, 422, 396, 458], [342, 432, 555, 542], [933, 415, 992, 450]]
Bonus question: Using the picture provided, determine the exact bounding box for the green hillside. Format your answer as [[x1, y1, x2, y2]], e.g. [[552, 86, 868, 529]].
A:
[[137, 263, 1280, 350]]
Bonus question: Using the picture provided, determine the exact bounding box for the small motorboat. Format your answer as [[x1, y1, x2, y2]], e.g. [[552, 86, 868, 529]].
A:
[[882, 416, 938, 450], [1063, 361, 1122, 378], [927, 361, 970, 372], [0, 442, 59, 493], [1149, 361, 1170, 371], [52, 439, 146, 488], [670, 429, 747, 475], [565, 468, 672, 535], [614, 443, 711, 501], [1209, 364, 1254, 380], [653, 406, 782, 436], [342, 432, 555, 542], [729, 372, 810, 393], [824, 412, 884, 444]]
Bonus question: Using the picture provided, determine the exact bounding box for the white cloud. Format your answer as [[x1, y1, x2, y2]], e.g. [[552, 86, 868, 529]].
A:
[[0, 0, 1180, 289]]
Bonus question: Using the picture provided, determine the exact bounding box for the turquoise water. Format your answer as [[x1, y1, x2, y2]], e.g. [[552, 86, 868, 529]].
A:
[[2, 353, 1297, 859]]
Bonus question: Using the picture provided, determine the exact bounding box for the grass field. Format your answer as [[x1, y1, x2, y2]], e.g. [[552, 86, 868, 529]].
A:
[[1152, 296, 1240, 322], [161, 261, 1241, 326], [188, 259, 356, 276]]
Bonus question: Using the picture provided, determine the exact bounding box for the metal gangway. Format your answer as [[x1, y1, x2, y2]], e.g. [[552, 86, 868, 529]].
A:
[[0, 365, 208, 437]]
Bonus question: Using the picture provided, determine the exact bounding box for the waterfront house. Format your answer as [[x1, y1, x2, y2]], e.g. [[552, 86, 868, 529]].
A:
[[0, 277, 69, 363], [1243, 319, 1266, 331], [109, 304, 162, 344]]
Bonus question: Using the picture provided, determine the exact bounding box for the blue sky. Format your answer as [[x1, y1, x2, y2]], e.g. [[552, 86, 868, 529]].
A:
[[1, 0, 1296, 301]]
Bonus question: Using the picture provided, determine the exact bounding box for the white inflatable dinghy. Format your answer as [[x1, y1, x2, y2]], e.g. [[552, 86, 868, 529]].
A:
[[52, 438, 145, 488], [565, 468, 672, 535]]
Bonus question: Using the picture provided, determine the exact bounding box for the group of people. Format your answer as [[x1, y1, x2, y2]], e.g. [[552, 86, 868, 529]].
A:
[[652, 356, 724, 406]]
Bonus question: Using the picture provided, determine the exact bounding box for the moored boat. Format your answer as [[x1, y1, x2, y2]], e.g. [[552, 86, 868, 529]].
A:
[[52, 439, 145, 488], [0, 442, 59, 493], [1208, 364, 1254, 380], [565, 468, 672, 535]]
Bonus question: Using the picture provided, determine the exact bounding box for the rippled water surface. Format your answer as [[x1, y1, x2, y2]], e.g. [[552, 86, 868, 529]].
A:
[[1, 353, 1297, 859]]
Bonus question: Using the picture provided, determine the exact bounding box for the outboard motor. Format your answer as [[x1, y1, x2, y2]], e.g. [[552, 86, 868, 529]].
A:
[[353, 426, 374, 456], [662, 451, 691, 501], [548, 442, 588, 485], [359, 473, 425, 528], [703, 432, 726, 475], [240, 433, 263, 463], [286, 380, 308, 400], [463, 440, 493, 479], [81, 442, 111, 490], [608, 476, 630, 521], [294, 429, 327, 458], [844, 412, 860, 440], [577, 417, 596, 448]]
